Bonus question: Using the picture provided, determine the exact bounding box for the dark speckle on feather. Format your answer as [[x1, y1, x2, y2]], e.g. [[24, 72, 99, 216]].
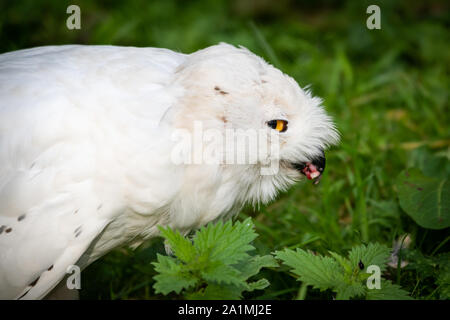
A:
[[5, 227, 12, 233], [18, 290, 30, 300], [29, 276, 40, 287], [0, 225, 5, 234], [47, 265, 54, 271], [214, 86, 228, 95], [74, 226, 82, 237], [18, 214, 26, 221]]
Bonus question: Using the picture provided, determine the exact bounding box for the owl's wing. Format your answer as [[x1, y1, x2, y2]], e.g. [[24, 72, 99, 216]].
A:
[[0, 175, 111, 299]]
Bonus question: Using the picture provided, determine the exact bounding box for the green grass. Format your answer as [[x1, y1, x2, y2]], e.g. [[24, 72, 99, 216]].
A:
[[1, 0, 448, 300]]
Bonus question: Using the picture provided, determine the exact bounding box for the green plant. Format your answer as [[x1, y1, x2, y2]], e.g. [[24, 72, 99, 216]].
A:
[[396, 168, 449, 229], [275, 243, 413, 300], [403, 250, 450, 299], [152, 218, 278, 299]]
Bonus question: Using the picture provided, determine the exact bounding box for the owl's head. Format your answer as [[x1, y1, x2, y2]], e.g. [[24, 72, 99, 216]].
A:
[[168, 43, 339, 211]]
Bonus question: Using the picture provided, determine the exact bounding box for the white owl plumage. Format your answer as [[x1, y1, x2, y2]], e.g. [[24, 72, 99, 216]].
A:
[[0, 43, 338, 299]]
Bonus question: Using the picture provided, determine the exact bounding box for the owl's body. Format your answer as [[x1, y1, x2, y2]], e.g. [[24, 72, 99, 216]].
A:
[[0, 44, 338, 299]]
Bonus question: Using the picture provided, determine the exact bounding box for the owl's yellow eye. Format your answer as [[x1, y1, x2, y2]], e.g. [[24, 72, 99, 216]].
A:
[[267, 119, 288, 132]]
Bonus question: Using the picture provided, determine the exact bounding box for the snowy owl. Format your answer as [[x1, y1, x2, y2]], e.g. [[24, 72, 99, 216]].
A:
[[0, 43, 339, 299]]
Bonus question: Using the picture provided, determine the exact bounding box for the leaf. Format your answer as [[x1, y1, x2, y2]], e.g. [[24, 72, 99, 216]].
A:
[[276, 244, 412, 300], [247, 278, 270, 292], [366, 280, 413, 300], [329, 251, 352, 274], [152, 273, 198, 295], [193, 217, 257, 265], [187, 283, 242, 300], [348, 243, 391, 272], [152, 254, 198, 294], [396, 168, 449, 229], [275, 248, 344, 291], [158, 226, 195, 263], [153, 218, 273, 298], [436, 253, 450, 299], [335, 282, 366, 300], [237, 255, 278, 280], [404, 249, 436, 276], [201, 262, 242, 286]]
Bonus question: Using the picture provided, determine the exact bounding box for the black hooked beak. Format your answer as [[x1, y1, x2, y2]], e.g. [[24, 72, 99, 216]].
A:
[[291, 150, 326, 183]]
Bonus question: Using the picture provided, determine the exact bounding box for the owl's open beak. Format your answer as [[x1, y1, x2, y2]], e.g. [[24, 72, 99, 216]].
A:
[[291, 150, 326, 183]]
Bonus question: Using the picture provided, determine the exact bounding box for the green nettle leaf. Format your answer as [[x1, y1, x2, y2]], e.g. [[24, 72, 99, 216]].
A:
[[275, 248, 344, 291], [366, 281, 413, 300], [247, 278, 271, 292], [186, 283, 243, 300], [200, 262, 242, 286], [152, 254, 198, 294], [328, 251, 352, 274], [276, 244, 413, 300], [335, 283, 366, 300], [396, 168, 449, 229], [193, 218, 258, 265], [152, 218, 274, 299], [158, 227, 195, 263], [237, 255, 278, 280], [348, 243, 391, 272]]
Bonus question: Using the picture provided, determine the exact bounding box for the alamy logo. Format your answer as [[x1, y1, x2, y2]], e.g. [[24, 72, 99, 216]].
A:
[[366, 265, 381, 289], [170, 121, 281, 175], [66, 265, 81, 289], [66, 5, 81, 30], [366, 5, 381, 30]]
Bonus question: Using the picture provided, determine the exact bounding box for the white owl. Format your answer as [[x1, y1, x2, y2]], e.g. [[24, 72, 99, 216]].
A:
[[0, 43, 339, 299]]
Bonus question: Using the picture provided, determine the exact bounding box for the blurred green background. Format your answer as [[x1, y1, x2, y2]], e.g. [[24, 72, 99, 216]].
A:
[[1, 0, 448, 299]]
